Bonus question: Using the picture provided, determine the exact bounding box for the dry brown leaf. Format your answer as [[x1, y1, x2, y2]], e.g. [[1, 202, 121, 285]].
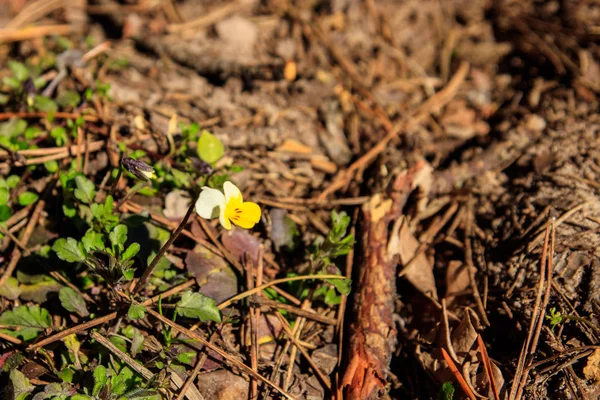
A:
[[451, 312, 478, 359], [445, 260, 470, 301], [440, 100, 489, 140], [396, 220, 438, 299], [196, 370, 249, 400], [270, 209, 296, 252], [311, 155, 338, 174], [275, 138, 313, 154], [221, 229, 261, 266], [319, 101, 352, 165], [257, 313, 282, 344], [312, 344, 338, 375], [474, 359, 505, 399], [584, 349, 600, 382], [185, 246, 238, 304]]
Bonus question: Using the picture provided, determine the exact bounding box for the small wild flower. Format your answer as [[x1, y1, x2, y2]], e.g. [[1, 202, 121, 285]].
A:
[[121, 157, 156, 181], [195, 181, 261, 230], [191, 158, 214, 176]]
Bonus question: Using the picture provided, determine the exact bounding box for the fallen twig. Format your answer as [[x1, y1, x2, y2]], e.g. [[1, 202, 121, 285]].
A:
[[477, 335, 500, 400], [441, 348, 477, 400], [0, 25, 72, 43], [145, 307, 296, 400]]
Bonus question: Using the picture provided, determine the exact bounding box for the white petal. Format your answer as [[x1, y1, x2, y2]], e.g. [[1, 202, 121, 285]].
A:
[[223, 181, 242, 203], [195, 187, 225, 219], [219, 206, 232, 230]]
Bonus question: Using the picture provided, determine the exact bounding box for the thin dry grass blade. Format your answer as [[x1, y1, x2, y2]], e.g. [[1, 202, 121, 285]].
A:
[[477, 334, 500, 400]]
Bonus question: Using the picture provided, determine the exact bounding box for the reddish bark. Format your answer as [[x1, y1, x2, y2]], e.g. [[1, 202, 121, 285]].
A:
[[342, 162, 425, 399]]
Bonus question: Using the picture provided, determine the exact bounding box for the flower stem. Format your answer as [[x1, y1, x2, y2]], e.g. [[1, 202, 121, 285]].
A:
[[116, 181, 147, 210], [131, 190, 200, 295], [108, 165, 123, 198]]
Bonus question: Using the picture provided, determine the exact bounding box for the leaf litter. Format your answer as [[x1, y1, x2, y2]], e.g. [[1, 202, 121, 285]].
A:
[[0, 0, 600, 399]]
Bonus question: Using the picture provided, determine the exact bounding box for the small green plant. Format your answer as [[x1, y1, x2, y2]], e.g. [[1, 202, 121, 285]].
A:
[[290, 211, 354, 306], [53, 222, 140, 285], [148, 122, 232, 191], [84, 80, 111, 101], [546, 307, 565, 330], [0, 60, 47, 107], [438, 382, 455, 400], [545, 306, 595, 332], [52, 172, 140, 285]]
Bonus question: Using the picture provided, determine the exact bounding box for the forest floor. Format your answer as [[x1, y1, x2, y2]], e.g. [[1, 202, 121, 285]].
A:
[[1, 1, 600, 399]]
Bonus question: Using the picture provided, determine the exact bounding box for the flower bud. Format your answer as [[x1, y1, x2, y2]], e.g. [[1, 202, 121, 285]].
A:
[[121, 157, 156, 181], [191, 158, 214, 176]]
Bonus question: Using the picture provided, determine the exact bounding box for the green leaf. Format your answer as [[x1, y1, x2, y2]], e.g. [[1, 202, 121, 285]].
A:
[[71, 395, 92, 400], [110, 366, 134, 396], [62, 200, 77, 218], [319, 265, 351, 295], [122, 243, 140, 261], [9, 369, 34, 400], [50, 126, 67, 146], [325, 275, 351, 296], [33, 95, 58, 113], [18, 191, 39, 206], [81, 229, 105, 252], [0, 118, 27, 137], [330, 277, 351, 295], [33, 76, 47, 89], [19, 279, 62, 303], [57, 367, 75, 383], [0, 305, 51, 341], [105, 194, 115, 213], [109, 224, 128, 250], [0, 204, 11, 222], [0, 276, 21, 300], [175, 291, 221, 323], [122, 389, 161, 400], [92, 365, 108, 396], [170, 168, 192, 187], [176, 351, 196, 365], [128, 304, 146, 320], [25, 126, 40, 140], [0, 187, 9, 206], [122, 324, 135, 338], [8, 61, 28, 82], [6, 175, 19, 188], [3, 76, 20, 89], [438, 382, 455, 400], [330, 210, 351, 240], [57, 91, 81, 108], [59, 287, 89, 317], [44, 160, 59, 172], [197, 130, 224, 164], [63, 334, 82, 363], [324, 287, 342, 305], [121, 267, 135, 281], [110, 335, 128, 353], [53, 237, 86, 263], [74, 175, 95, 204], [31, 382, 73, 399]]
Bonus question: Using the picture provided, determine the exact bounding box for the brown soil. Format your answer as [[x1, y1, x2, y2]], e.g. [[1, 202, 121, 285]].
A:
[[1, 0, 600, 399]]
